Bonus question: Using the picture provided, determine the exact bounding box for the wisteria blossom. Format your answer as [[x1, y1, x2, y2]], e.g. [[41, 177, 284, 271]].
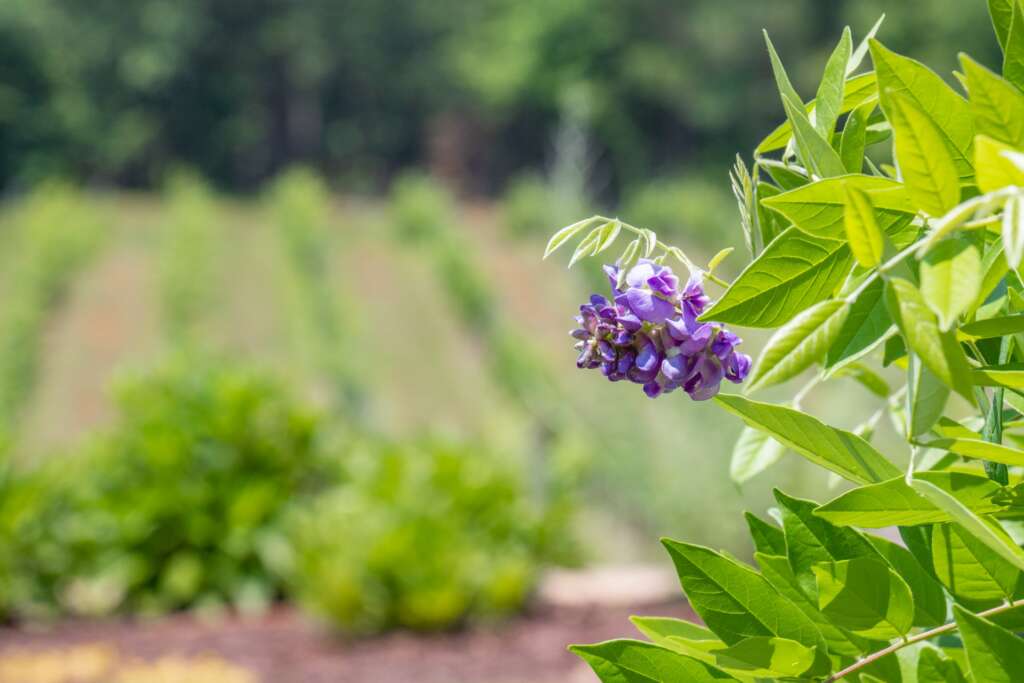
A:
[[571, 259, 750, 400]]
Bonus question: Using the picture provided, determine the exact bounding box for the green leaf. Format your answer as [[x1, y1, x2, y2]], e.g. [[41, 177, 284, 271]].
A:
[[753, 552, 869, 658], [885, 277, 975, 400], [815, 471, 1005, 527], [709, 637, 823, 679], [921, 238, 982, 331], [973, 362, 1024, 389], [744, 512, 786, 556], [593, 219, 622, 255], [747, 299, 850, 392], [910, 476, 1024, 572], [1004, 193, 1024, 271], [714, 395, 901, 485], [815, 28, 854, 138], [976, 135, 1024, 193], [974, 243, 1011, 312], [840, 101, 875, 173], [825, 277, 894, 369], [755, 182, 787, 247], [730, 427, 785, 485], [843, 185, 885, 267], [962, 54, 1024, 147], [631, 616, 718, 646], [885, 90, 962, 216], [989, 0, 1017, 52], [960, 314, 1024, 338], [933, 523, 1022, 605], [781, 94, 847, 178], [832, 361, 891, 398], [776, 490, 880, 596], [917, 647, 968, 683], [660, 539, 826, 651], [757, 72, 878, 154], [908, 354, 951, 437], [762, 174, 916, 240], [571, 640, 741, 683], [699, 227, 852, 327], [870, 39, 975, 180], [867, 535, 949, 628], [1005, 0, 1024, 91], [955, 606, 1024, 682], [543, 216, 599, 259], [813, 557, 914, 639], [919, 436, 1024, 467]]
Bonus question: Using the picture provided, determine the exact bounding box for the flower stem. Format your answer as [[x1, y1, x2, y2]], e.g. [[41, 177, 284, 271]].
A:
[[824, 598, 1024, 682]]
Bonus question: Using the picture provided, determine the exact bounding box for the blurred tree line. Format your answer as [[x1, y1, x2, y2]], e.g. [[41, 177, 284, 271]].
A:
[[0, 0, 1000, 195]]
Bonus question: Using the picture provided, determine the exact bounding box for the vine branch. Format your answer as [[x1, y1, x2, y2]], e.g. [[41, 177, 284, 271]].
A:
[[823, 598, 1024, 682]]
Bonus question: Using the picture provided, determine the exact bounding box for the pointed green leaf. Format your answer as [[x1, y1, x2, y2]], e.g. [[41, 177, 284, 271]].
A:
[[755, 182, 787, 247], [840, 101, 875, 173], [918, 435, 1024, 467], [660, 539, 826, 651], [886, 90, 962, 216], [709, 637, 823, 679], [700, 227, 852, 327], [908, 354, 951, 437], [815, 28, 854, 138], [917, 647, 968, 683], [843, 185, 885, 267], [1004, 194, 1024, 271], [747, 299, 850, 392], [871, 39, 975, 180], [1005, 0, 1024, 91], [543, 216, 599, 259], [911, 476, 1024, 571], [714, 395, 900, 485], [973, 362, 1024, 389], [933, 523, 1022, 605], [989, 0, 1017, 52], [754, 552, 868, 658], [976, 135, 1024, 193], [955, 606, 1024, 682], [921, 238, 982, 331], [631, 616, 717, 646], [571, 640, 741, 683], [885, 277, 975, 400], [781, 94, 848, 178], [593, 219, 622, 255], [825, 277, 894, 369], [963, 54, 1024, 147], [815, 471, 1005, 527], [867, 535, 948, 627], [730, 427, 786, 485], [762, 174, 916, 240], [757, 72, 879, 154], [744, 512, 787, 556], [961, 314, 1024, 338], [813, 557, 914, 639]]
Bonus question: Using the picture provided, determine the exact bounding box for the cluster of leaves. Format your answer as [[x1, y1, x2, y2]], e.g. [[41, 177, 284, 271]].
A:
[[284, 437, 569, 634], [0, 182, 103, 437], [548, 4, 1024, 680]]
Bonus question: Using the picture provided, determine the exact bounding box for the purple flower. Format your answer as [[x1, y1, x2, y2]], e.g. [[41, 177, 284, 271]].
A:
[[570, 260, 749, 400]]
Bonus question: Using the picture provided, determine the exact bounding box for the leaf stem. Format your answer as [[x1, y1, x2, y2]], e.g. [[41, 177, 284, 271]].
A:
[[844, 240, 920, 304], [606, 217, 731, 287], [823, 598, 1024, 682]]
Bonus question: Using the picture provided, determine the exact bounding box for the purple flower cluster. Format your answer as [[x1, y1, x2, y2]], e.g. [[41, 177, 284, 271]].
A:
[[572, 259, 751, 400]]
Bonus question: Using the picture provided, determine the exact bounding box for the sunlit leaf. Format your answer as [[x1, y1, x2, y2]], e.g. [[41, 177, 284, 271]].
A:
[[747, 299, 849, 392], [955, 607, 1024, 683], [920, 238, 982, 331], [730, 427, 786, 485], [885, 90, 961, 216], [813, 557, 914, 639]]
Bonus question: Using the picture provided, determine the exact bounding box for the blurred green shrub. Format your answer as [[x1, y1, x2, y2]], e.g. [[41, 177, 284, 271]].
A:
[[159, 172, 220, 346], [389, 171, 455, 243], [500, 173, 552, 238], [620, 175, 736, 250], [286, 437, 573, 634], [2, 356, 330, 618], [0, 182, 103, 432]]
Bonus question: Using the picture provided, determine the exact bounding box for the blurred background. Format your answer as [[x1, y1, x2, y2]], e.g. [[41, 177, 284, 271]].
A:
[[0, 1, 1002, 681]]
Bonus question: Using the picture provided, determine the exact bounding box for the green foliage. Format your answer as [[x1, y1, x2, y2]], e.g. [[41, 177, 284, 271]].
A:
[[158, 171, 219, 346], [1, 356, 328, 618], [0, 183, 102, 433], [389, 171, 456, 244], [285, 438, 572, 634], [548, 10, 1024, 682], [621, 176, 736, 250]]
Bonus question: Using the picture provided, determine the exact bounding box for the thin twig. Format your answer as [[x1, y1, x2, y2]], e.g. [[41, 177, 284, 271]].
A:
[[824, 598, 1024, 682]]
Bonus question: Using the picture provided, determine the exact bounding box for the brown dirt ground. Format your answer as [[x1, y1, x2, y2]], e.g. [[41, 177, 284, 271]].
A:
[[0, 601, 696, 683]]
